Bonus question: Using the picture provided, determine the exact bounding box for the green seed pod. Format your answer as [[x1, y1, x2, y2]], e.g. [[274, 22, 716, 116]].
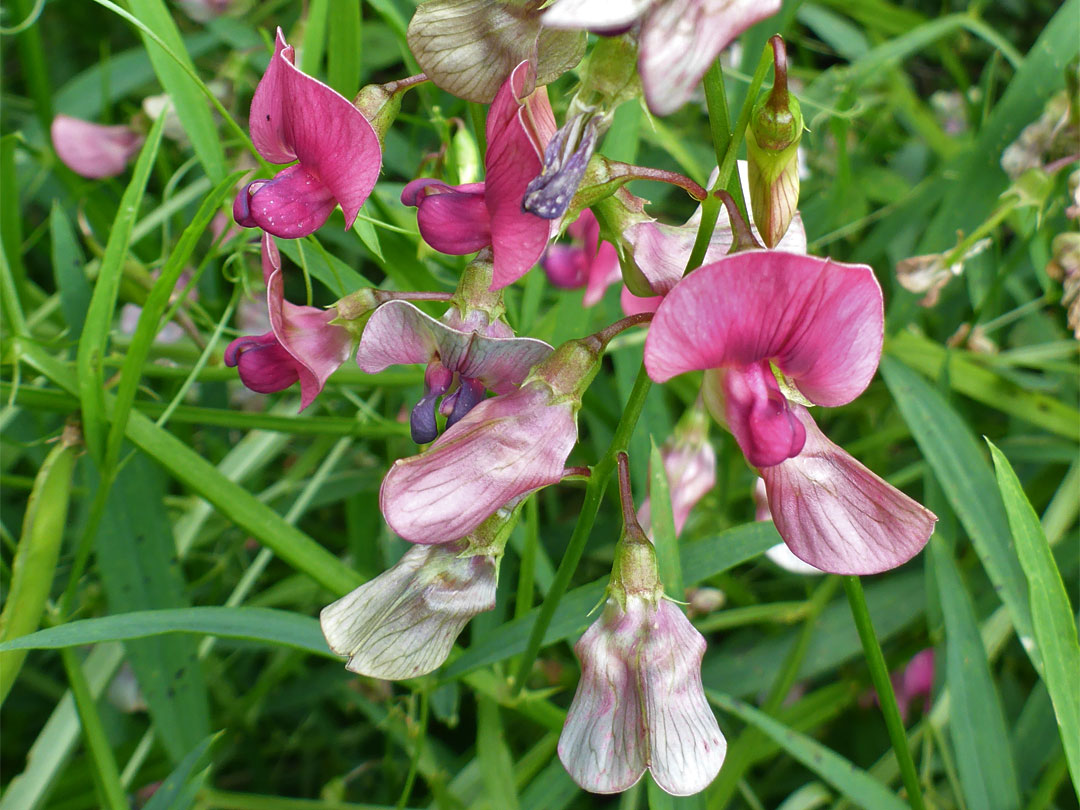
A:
[[746, 36, 804, 248], [0, 422, 82, 704]]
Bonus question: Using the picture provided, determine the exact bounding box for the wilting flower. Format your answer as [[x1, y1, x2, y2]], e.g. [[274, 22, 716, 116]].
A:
[[753, 478, 822, 575], [637, 406, 716, 536], [50, 114, 143, 179], [541, 210, 621, 305], [895, 238, 991, 307], [380, 336, 602, 544], [232, 28, 381, 239], [225, 233, 355, 410], [1047, 231, 1080, 338], [542, 0, 780, 116], [321, 535, 502, 680], [1001, 89, 1077, 180], [356, 255, 552, 442], [559, 500, 724, 796], [406, 0, 585, 103], [644, 251, 937, 574], [403, 61, 556, 289]]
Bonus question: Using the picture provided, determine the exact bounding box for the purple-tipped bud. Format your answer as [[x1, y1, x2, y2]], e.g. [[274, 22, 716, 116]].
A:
[[523, 113, 602, 220]]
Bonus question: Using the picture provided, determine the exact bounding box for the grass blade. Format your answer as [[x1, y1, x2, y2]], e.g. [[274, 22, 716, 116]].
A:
[[649, 437, 683, 599]]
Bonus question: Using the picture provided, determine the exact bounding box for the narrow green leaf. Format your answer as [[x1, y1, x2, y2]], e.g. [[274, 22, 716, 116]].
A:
[[125, 0, 226, 181], [928, 535, 1021, 810], [141, 734, 218, 810], [75, 111, 166, 463], [649, 437, 683, 599], [988, 442, 1080, 795], [298, 0, 329, 75], [708, 692, 909, 810], [477, 697, 520, 810], [327, 0, 361, 98], [353, 216, 384, 261], [0, 607, 333, 658], [0, 134, 27, 308], [49, 203, 92, 344], [879, 355, 1039, 675]]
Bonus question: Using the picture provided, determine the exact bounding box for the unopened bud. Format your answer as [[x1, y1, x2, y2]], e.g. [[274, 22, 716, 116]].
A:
[[354, 74, 428, 145], [331, 288, 379, 338], [746, 36, 803, 248]]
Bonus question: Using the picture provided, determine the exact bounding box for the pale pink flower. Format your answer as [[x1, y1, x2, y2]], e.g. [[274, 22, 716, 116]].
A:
[[637, 409, 716, 536], [50, 115, 143, 179], [754, 478, 822, 575]]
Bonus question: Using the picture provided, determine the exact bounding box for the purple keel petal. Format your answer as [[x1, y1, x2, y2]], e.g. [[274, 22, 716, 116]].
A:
[[404, 179, 492, 255], [224, 332, 301, 393], [760, 406, 937, 575], [247, 165, 338, 238]]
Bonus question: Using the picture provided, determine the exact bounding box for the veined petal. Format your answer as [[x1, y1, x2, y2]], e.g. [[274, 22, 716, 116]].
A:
[[380, 382, 576, 543], [542, 0, 652, 29], [640, 600, 726, 795], [644, 252, 883, 407], [250, 28, 381, 228], [486, 61, 557, 289], [403, 179, 492, 255], [759, 406, 937, 575], [320, 543, 496, 680], [247, 165, 337, 238], [50, 115, 144, 179], [639, 0, 780, 116], [559, 597, 648, 794], [356, 301, 552, 392]]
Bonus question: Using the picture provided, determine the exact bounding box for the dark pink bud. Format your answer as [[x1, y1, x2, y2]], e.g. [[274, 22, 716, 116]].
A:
[[224, 332, 300, 393]]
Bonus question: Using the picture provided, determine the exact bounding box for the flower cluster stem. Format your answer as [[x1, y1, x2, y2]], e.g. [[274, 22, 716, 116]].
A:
[[843, 575, 927, 810], [511, 363, 653, 695]]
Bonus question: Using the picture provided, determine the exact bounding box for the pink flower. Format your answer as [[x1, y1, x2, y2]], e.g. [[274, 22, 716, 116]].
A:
[[896, 648, 935, 721], [541, 210, 621, 306], [380, 337, 601, 544], [232, 28, 381, 239], [50, 115, 143, 179], [403, 61, 557, 289], [224, 233, 353, 410], [754, 478, 823, 575], [644, 251, 936, 575], [637, 408, 716, 536], [542, 0, 780, 116]]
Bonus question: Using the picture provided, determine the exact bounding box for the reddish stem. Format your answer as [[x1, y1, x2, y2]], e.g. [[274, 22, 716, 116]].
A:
[[376, 290, 454, 303], [606, 161, 708, 201], [715, 190, 762, 252], [767, 36, 789, 112], [592, 312, 654, 349]]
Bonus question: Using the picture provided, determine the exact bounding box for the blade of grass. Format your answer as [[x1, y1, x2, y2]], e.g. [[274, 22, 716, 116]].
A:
[[648, 437, 683, 599], [327, 0, 361, 98]]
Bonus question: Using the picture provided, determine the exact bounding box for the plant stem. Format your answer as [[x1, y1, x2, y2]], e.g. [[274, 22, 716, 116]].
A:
[[843, 575, 926, 810], [511, 363, 653, 695]]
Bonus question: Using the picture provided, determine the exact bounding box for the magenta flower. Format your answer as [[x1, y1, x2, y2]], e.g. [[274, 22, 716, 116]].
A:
[[224, 233, 353, 410], [232, 28, 381, 239], [644, 251, 936, 574], [542, 210, 621, 306], [50, 114, 143, 179], [356, 276, 552, 442], [542, 0, 780, 116], [402, 61, 557, 289]]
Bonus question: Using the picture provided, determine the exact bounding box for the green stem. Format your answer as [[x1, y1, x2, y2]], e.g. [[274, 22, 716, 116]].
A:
[[515, 495, 539, 619], [843, 575, 926, 810], [511, 363, 653, 695]]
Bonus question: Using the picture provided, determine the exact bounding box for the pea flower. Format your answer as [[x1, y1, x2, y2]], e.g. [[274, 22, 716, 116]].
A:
[[754, 478, 822, 575], [542, 0, 780, 116], [50, 115, 143, 179], [232, 28, 381, 239], [402, 61, 556, 289], [541, 210, 621, 306], [356, 253, 553, 443], [644, 251, 937, 574], [224, 233, 357, 410], [559, 454, 724, 795], [637, 405, 716, 537], [320, 509, 517, 680]]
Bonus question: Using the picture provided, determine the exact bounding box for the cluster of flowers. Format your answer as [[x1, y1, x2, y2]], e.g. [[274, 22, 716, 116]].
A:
[[56, 1, 940, 796]]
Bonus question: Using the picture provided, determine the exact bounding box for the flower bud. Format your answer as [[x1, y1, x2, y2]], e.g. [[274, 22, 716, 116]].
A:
[[746, 36, 803, 248]]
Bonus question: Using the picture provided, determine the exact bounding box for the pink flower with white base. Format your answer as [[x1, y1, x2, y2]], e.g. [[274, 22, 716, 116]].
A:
[[644, 251, 937, 574], [232, 28, 381, 239]]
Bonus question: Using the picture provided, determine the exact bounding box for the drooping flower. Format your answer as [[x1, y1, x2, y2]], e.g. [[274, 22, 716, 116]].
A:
[[321, 509, 517, 680], [542, 0, 781, 116], [559, 454, 724, 795], [753, 478, 822, 575], [380, 334, 604, 544], [50, 115, 143, 179], [224, 233, 357, 410], [637, 405, 716, 537], [356, 253, 553, 442], [402, 60, 557, 289], [644, 251, 937, 574], [232, 28, 381, 239], [541, 210, 621, 306], [406, 0, 585, 103]]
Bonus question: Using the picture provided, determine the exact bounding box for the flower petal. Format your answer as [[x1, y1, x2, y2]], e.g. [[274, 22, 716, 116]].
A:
[[50, 115, 143, 179], [542, 0, 652, 29], [640, 600, 726, 795], [486, 61, 557, 289], [559, 597, 648, 794], [706, 363, 807, 468], [250, 28, 381, 228], [543, 244, 590, 289], [320, 543, 496, 680], [759, 406, 937, 575], [403, 179, 493, 254], [224, 332, 300, 393], [644, 252, 884, 407], [247, 165, 338, 238], [639, 0, 780, 116], [620, 286, 663, 316], [380, 382, 576, 543]]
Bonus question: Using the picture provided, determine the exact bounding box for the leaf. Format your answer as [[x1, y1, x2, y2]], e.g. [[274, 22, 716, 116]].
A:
[[142, 734, 219, 810], [0, 606, 333, 658], [708, 692, 909, 810], [49, 203, 92, 345], [649, 437, 683, 599], [327, 0, 361, 98], [879, 355, 1040, 675], [988, 441, 1080, 795], [444, 522, 781, 679], [477, 697, 520, 810], [928, 535, 1021, 810], [125, 0, 226, 182]]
